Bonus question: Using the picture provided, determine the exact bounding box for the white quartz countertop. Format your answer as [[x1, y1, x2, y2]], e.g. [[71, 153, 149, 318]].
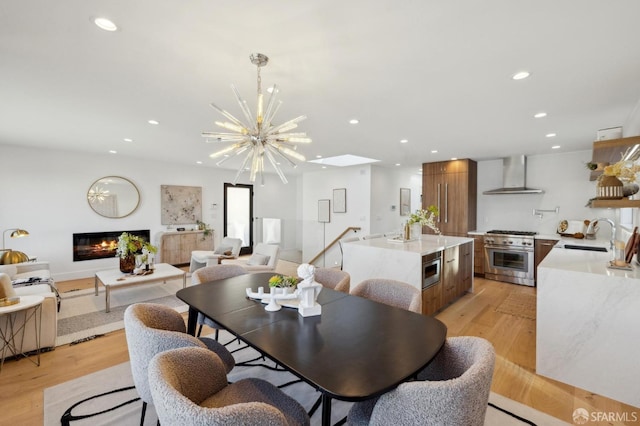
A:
[[539, 238, 640, 279], [347, 234, 473, 256]]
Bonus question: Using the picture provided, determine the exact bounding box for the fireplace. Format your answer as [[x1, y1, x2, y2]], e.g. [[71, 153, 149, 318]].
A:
[[73, 230, 151, 262]]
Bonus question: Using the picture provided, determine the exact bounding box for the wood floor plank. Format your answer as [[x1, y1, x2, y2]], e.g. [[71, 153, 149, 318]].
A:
[[2, 270, 638, 425]]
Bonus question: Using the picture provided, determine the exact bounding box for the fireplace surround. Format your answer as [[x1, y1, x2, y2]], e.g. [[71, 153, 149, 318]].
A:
[[73, 230, 151, 262]]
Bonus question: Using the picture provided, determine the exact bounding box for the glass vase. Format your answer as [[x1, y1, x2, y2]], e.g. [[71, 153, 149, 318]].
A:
[[119, 254, 135, 273]]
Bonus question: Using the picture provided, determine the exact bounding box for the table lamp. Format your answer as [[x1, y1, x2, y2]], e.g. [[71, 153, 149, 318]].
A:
[[0, 228, 30, 265]]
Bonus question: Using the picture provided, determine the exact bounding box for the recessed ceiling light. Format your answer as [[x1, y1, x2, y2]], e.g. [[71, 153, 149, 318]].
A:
[[400, 139, 408, 144], [322, 166, 327, 169], [316, 155, 322, 159], [349, 119, 359, 124], [451, 157, 458, 160], [546, 133, 557, 138], [148, 119, 159, 125], [123, 138, 133, 142], [94, 17, 118, 32], [512, 71, 530, 80], [534, 112, 547, 118], [395, 163, 401, 166], [431, 150, 438, 154], [551, 145, 561, 149], [109, 150, 117, 154], [196, 161, 203, 164]]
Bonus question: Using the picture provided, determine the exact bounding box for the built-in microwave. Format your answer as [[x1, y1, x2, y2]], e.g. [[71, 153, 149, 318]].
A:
[[422, 251, 441, 289]]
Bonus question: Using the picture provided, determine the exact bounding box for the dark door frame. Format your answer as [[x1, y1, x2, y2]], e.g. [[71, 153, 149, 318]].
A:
[[223, 183, 254, 255]]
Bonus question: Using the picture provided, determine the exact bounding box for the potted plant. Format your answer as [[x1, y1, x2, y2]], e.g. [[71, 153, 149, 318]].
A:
[[116, 232, 158, 273], [268, 275, 298, 294], [407, 205, 440, 238], [196, 220, 213, 240]]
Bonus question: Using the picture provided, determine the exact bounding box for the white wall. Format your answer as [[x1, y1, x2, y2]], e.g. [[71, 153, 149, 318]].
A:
[[0, 144, 298, 280], [301, 165, 372, 266], [370, 166, 422, 235]]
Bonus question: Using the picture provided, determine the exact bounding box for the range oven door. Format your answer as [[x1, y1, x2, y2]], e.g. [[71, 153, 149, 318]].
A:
[[484, 246, 534, 286]]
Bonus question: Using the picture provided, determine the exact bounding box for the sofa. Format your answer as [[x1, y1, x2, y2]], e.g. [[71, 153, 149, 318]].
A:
[[0, 262, 58, 352]]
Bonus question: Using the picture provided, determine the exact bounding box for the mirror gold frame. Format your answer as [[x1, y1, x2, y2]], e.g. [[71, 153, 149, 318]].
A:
[[87, 176, 140, 218]]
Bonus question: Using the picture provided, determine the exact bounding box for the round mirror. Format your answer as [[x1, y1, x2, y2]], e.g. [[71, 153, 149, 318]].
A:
[[87, 176, 140, 218]]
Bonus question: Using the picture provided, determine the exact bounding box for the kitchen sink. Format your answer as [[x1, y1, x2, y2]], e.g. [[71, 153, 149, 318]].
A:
[[563, 244, 608, 252]]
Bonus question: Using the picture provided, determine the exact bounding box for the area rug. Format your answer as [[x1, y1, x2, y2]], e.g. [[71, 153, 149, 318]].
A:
[[495, 291, 537, 320], [44, 331, 569, 426], [56, 279, 187, 346]]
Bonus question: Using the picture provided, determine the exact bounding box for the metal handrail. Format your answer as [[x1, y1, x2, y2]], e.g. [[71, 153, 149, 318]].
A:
[[307, 226, 361, 266]]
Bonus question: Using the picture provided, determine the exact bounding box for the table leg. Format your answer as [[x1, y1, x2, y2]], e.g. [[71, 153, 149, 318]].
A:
[[186, 307, 197, 336], [182, 272, 186, 288], [94, 274, 99, 296], [321, 393, 332, 426], [105, 286, 111, 313]]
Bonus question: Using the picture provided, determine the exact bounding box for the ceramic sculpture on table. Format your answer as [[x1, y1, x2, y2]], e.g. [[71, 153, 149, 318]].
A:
[[296, 263, 322, 317]]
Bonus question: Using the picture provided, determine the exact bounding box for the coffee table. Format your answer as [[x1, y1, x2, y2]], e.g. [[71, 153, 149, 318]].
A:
[[94, 263, 186, 312]]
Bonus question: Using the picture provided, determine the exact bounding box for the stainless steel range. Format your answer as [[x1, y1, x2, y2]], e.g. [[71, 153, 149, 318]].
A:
[[484, 230, 536, 287]]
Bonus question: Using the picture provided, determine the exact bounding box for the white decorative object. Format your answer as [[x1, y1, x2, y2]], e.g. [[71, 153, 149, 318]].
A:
[[296, 263, 322, 317], [245, 287, 297, 312]]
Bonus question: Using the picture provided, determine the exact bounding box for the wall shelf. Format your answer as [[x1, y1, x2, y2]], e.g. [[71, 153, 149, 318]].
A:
[[590, 199, 640, 208]]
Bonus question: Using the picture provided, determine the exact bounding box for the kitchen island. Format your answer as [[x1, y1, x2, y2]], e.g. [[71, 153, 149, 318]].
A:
[[342, 235, 474, 315], [537, 241, 640, 408]]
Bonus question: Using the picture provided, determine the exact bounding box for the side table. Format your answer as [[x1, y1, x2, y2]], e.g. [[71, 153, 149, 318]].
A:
[[0, 295, 44, 371]]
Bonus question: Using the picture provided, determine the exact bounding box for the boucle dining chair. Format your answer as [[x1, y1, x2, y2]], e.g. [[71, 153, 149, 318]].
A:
[[191, 264, 248, 338], [149, 346, 310, 426], [123, 303, 236, 426], [314, 267, 351, 293], [350, 278, 422, 313], [190, 237, 243, 272], [347, 336, 496, 426]]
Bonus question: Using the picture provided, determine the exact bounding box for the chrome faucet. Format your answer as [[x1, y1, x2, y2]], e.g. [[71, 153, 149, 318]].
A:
[[586, 218, 616, 251]]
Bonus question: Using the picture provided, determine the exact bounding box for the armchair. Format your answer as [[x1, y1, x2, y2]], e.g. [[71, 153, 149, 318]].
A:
[[221, 243, 279, 272], [190, 237, 243, 272]]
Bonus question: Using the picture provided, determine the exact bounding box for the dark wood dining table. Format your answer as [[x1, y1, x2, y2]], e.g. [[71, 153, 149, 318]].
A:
[[176, 272, 447, 426]]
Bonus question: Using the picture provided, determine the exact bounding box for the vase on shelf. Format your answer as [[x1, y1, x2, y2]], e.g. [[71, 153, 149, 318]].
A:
[[596, 175, 624, 200], [119, 254, 136, 273]]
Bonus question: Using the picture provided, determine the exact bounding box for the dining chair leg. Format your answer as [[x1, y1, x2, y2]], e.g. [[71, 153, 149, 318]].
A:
[[196, 324, 204, 337], [215, 328, 219, 341], [139, 401, 147, 426]]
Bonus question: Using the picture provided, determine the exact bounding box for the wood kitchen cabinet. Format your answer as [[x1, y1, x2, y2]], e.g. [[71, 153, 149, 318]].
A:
[[534, 238, 558, 283], [157, 230, 214, 265], [441, 241, 473, 307], [421, 282, 442, 316], [471, 234, 484, 276], [422, 159, 477, 237]]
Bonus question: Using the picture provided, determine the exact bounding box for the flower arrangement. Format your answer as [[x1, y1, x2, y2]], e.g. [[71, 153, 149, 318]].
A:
[[601, 160, 640, 183], [268, 275, 299, 288], [407, 205, 441, 234], [116, 232, 157, 259]]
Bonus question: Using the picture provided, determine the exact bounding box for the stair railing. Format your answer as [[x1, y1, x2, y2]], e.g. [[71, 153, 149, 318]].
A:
[[307, 227, 361, 266]]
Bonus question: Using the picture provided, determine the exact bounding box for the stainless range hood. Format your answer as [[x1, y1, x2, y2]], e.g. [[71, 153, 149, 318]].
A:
[[483, 155, 544, 195]]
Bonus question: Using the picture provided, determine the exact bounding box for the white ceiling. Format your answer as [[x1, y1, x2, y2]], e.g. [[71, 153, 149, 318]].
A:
[[2, 1, 640, 177]]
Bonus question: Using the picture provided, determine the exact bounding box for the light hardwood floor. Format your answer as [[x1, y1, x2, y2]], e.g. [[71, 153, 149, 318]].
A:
[[1, 262, 637, 425]]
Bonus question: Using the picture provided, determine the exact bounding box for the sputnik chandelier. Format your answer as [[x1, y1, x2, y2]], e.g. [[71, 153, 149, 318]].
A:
[[202, 53, 312, 184]]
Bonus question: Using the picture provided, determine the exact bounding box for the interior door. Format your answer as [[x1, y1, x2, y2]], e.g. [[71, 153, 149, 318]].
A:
[[224, 183, 253, 255]]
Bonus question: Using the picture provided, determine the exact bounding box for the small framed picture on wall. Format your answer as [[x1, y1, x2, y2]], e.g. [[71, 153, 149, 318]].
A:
[[400, 188, 411, 216], [318, 199, 330, 223], [333, 188, 346, 213]]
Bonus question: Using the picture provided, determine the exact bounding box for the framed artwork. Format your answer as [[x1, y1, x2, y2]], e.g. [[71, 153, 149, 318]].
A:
[[318, 199, 330, 223], [161, 185, 202, 225], [400, 188, 411, 216], [333, 188, 346, 213]]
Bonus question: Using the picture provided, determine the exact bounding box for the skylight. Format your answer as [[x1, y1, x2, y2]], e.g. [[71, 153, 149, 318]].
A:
[[308, 154, 380, 167]]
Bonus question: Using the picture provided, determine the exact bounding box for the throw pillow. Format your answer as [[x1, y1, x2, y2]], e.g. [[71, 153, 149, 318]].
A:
[[246, 253, 270, 266], [214, 246, 233, 255], [0, 273, 16, 299]]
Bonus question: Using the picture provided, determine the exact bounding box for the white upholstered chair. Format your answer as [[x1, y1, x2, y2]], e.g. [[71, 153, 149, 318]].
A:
[[221, 243, 279, 272], [347, 336, 496, 426], [123, 303, 236, 425], [190, 237, 243, 272], [350, 278, 422, 314], [314, 267, 350, 294], [191, 264, 248, 338], [149, 346, 310, 426]]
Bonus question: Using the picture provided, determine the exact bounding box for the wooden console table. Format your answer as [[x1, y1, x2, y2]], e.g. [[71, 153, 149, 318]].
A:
[[156, 230, 213, 265]]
